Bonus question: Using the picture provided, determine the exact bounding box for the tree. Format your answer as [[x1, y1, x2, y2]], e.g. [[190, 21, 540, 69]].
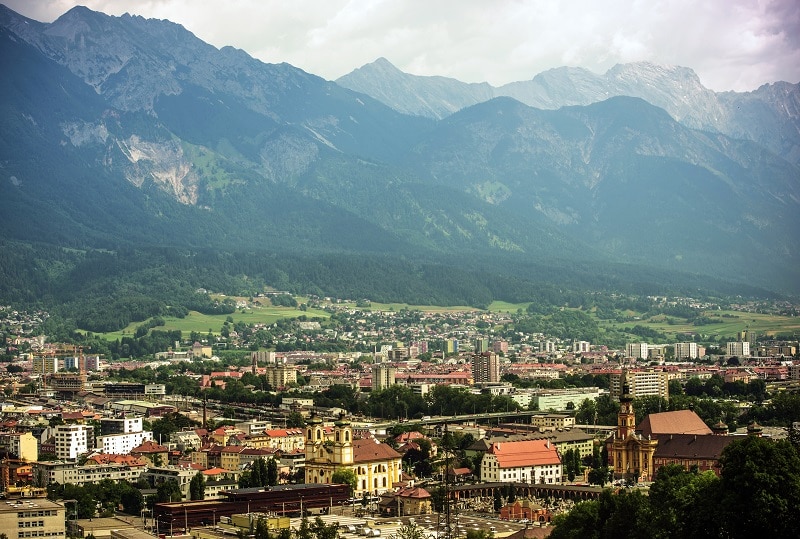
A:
[[587, 466, 609, 487], [394, 522, 427, 539], [718, 436, 800, 538], [266, 458, 279, 486], [119, 483, 144, 514], [156, 479, 182, 502], [331, 468, 357, 495], [189, 471, 205, 500], [254, 518, 270, 539], [576, 398, 597, 424], [413, 459, 433, 478], [310, 517, 338, 539], [549, 500, 599, 539], [287, 412, 305, 428], [645, 465, 721, 539], [667, 379, 683, 397], [564, 449, 578, 481]]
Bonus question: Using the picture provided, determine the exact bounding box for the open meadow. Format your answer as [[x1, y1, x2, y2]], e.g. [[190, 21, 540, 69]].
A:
[[599, 309, 800, 340], [98, 300, 331, 340]]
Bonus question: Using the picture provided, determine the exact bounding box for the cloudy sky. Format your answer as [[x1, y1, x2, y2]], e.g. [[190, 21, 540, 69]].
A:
[[5, 0, 799, 91]]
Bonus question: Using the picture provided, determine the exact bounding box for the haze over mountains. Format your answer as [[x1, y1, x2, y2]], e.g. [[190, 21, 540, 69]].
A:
[[1, 4, 798, 300], [338, 58, 800, 167]]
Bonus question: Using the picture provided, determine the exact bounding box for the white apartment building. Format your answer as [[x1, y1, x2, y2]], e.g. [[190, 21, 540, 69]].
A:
[[96, 430, 153, 454], [675, 342, 699, 360], [235, 419, 273, 436], [610, 370, 670, 400], [54, 425, 92, 460], [532, 387, 601, 411], [529, 413, 576, 430], [726, 341, 751, 357], [573, 341, 591, 353], [33, 461, 146, 487], [0, 497, 64, 539], [100, 416, 143, 435], [626, 342, 650, 359]]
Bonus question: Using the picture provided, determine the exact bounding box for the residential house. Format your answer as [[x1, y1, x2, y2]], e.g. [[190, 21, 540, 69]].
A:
[[131, 440, 169, 466]]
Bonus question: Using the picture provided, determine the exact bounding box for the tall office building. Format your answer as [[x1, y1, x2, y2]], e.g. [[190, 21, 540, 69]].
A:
[[471, 352, 500, 384]]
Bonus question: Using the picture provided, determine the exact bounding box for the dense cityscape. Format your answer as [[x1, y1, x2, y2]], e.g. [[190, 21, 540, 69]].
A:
[[0, 293, 798, 539]]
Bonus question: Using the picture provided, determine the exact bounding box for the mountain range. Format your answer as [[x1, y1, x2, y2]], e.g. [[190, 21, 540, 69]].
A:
[[1, 4, 798, 303]]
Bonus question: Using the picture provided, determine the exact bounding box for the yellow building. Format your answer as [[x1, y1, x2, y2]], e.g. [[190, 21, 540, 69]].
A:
[[0, 432, 39, 462], [304, 415, 402, 498], [32, 355, 58, 375], [608, 371, 657, 483], [264, 365, 297, 390], [246, 429, 305, 452], [0, 498, 65, 539]]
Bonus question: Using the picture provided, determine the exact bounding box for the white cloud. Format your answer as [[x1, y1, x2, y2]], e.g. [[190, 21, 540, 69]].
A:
[[4, 0, 798, 91]]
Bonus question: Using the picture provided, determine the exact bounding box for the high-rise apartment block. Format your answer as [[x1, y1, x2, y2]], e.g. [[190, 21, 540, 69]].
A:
[[609, 370, 669, 400], [444, 339, 459, 354], [674, 342, 699, 360], [573, 341, 591, 353], [471, 352, 500, 384], [475, 339, 490, 353], [54, 424, 92, 460], [726, 341, 751, 357], [371, 362, 396, 391], [626, 342, 650, 359], [492, 340, 509, 354]]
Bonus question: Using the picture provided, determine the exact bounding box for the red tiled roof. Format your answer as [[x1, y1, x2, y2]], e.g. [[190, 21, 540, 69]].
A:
[[131, 440, 168, 453], [653, 434, 735, 459], [397, 442, 421, 453], [353, 438, 402, 463], [397, 486, 431, 499], [638, 410, 712, 438], [489, 439, 561, 468], [203, 467, 230, 475], [85, 454, 147, 466], [394, 431, 425, 443], [264, 429, 304, 437]]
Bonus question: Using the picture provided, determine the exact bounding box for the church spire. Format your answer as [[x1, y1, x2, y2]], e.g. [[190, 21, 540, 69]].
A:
[[617, 369, 636, 439]]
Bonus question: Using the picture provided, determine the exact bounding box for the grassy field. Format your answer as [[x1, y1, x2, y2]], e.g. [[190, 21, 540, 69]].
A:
[[599, 309, 800, 339], [97, 303, 331, 341], [93, 294, 798, 343]]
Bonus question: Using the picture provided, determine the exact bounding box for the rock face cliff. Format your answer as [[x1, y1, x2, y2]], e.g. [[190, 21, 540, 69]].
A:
[[1, 4, 799, 293]]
